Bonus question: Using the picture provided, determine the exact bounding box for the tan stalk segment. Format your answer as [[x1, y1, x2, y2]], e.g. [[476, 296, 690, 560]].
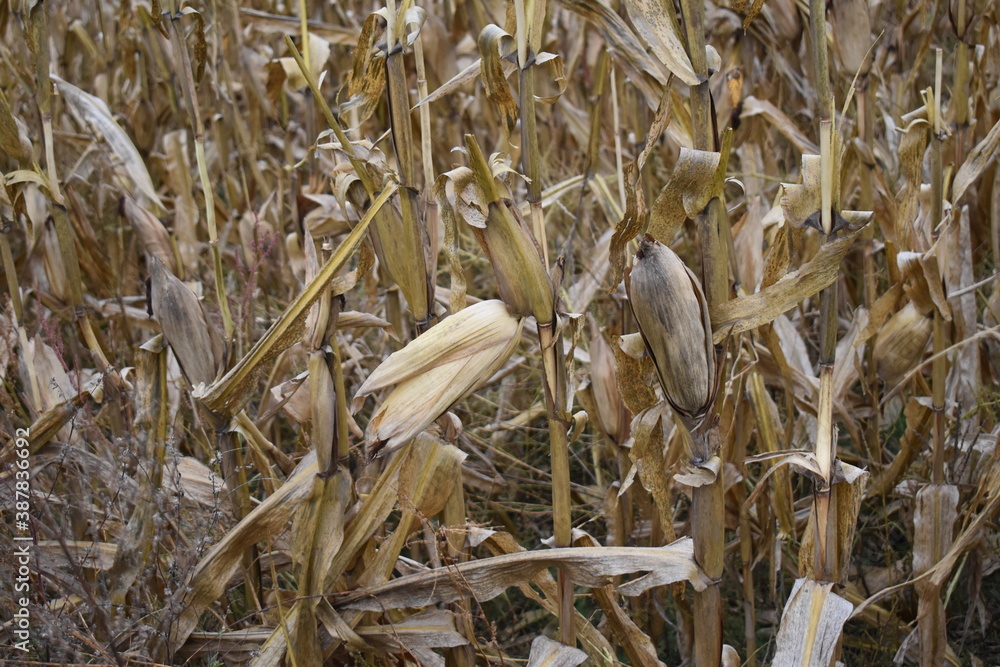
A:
[[443, 480, 476, 666], [929, 48, 947, 488], [678, 0, 727, 660], [385, 0, 432, 328], [286, 29, 435, 337], [28, 5, 114, 371], [413, 31, 439, 265], [460, 133, 573, 641], [813, 127, 839, 589], [516, 0, 550, 262], [917, 47, 955, 667], [836, 0, 880, 466], [164, 0, 234, 339]]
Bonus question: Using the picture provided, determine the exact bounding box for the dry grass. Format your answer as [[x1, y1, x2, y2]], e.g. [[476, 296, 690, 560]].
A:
[[1, 0, 999, 665]]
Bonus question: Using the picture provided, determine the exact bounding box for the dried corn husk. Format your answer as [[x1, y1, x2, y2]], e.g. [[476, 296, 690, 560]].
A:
[[589, 321, 630, 444], [148, 255, 222, 388], [122, 195, 175, 273], [626, 235, 715, 429], [353, 299, 523, 457], [831, 0, 872, 76], [438, 136, 554, 323], [873, 301, 932, 385]]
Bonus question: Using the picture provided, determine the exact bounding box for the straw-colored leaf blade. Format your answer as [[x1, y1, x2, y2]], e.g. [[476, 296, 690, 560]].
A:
[[771, 578, 853, 666], [572, 532, 666, 667], [334, 538, 709, 611], [289, 470, 351, 661], [624, 0, 700, 85], [239, 7, 359, 44], [166, 452, 319, 653], [196, 183, 396, 416], [353, 437, 468, 588], [356, 610, 468, 650], [253, 442, 417, 666], [952, 115, 1000, 205], [557, 0, 666, 101], [52, 76, 165, 213], [710, 224, 869, 341], [527, 635, 588, 667]]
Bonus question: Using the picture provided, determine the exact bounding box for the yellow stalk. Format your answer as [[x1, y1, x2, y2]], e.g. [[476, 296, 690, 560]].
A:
[[165, 4, 234, 339], [677, 0, 728, 659]]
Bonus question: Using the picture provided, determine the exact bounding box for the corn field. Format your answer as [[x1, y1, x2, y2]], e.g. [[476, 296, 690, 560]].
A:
[[1, 0, 999, 664]]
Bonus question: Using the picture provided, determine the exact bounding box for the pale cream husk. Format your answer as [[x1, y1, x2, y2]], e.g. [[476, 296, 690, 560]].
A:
[[355, 299, 523, 455], [874, 301, 933, 385]]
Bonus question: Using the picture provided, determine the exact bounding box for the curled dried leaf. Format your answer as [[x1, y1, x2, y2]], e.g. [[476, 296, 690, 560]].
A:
[[478, 24, 519, 134]]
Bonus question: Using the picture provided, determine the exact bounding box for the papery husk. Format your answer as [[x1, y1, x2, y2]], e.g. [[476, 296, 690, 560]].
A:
[[122, 195, 176, 273], [354, 299, 523, 457], [830, 0, 872, 76], [461, 135, 554, 323], [873, 301, 933, 385], [626, 235, 715, 428], [148, 255, 222, 388], [589, 320, 630, 444]]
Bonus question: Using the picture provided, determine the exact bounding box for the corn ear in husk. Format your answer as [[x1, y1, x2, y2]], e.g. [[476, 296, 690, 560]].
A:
[[148, 255, 222, 388], [873, 301, 933, 386], [438, 135, 554, 323], [626, 235, 715, 430], [353, 299, 523, 457], [588, 321, 630, 445]]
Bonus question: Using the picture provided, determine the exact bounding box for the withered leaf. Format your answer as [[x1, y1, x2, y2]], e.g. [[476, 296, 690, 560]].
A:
[[334, 538, 709, 611], [710, 223, 870, 342]]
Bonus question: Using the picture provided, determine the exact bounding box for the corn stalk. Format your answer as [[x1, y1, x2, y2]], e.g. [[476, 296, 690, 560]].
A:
[[507, 0, 576, 641], [386, 0, 433, 330], [164, 0, 235, 340], [515, 0, 549, 265], [26, 2, 112, 370], [930, 48, 946, 489], [914, 47, 956, 667], [678, 0, 727, 662]]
